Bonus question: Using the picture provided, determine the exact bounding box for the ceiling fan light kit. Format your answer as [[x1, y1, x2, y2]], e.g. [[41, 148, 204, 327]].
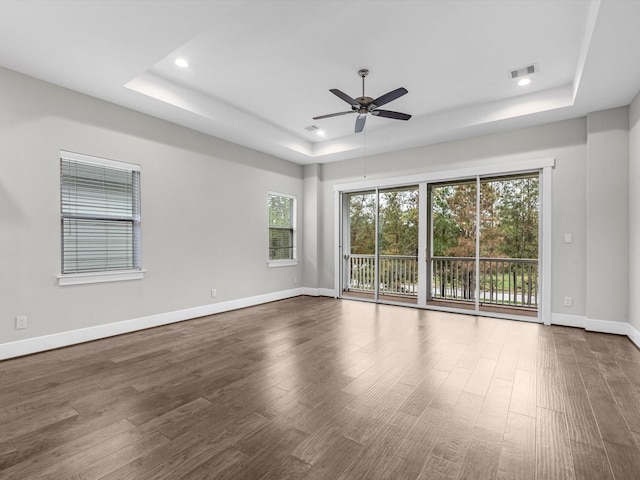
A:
[[313, 69, 412, 133]]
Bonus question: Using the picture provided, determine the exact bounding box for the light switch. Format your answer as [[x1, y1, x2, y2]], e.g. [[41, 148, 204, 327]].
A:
[[564, 233, 573, 244]]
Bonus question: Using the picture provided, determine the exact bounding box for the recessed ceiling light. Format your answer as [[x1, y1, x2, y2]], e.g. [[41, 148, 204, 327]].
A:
[[316, 129, 325, 136], [518, 78, 531, 86], [174, 58, 189, 68]]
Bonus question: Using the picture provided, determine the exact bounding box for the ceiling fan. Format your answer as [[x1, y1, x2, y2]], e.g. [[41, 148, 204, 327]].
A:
[[313, 69, 411, 133]]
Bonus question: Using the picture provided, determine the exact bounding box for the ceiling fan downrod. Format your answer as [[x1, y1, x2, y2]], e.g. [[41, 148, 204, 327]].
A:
[[358, 68, 369, 99]]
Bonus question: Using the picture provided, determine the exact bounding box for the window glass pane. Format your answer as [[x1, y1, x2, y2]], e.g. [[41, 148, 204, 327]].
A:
[[61, 156, 141, 274], [268, 194, 295, 261], [269, 228, 293, 260], [479, 175, 539, 259], [431, 182, 477, 257], [62, 218, 133, 272], [61, 161, 135, 219], [269, 195, 292, 228]]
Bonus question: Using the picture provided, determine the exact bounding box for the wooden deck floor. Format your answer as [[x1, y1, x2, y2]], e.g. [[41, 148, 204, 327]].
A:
[[342, 291, 537, 317], [1, 296, 640, 479]]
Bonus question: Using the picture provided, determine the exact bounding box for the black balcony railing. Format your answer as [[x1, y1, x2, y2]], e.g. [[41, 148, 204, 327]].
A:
[[347, 254, 538, 308], [432, 256, 538, 307]]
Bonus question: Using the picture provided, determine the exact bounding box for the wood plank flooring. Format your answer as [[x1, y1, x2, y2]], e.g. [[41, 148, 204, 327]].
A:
[[2, 296, 640, 479]]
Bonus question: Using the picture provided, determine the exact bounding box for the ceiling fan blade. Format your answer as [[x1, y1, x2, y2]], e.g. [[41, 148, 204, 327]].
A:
[[313, 111, 355, 120], [371, 109, 412, 121], [355, 114, 366, 133], [372, 87, 408, 108], [330, 89, 360, 107]]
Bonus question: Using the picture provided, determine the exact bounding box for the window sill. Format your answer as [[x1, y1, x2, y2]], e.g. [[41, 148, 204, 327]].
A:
[[268, 260, 298, 268], [58, 269, 145, 286]]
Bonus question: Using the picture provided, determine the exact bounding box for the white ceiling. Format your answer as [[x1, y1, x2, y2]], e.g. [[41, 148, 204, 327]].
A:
[[0, 0, 639, 165]]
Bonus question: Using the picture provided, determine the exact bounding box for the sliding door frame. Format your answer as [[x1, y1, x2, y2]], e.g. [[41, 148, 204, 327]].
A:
[[334, 157, 554, 325]]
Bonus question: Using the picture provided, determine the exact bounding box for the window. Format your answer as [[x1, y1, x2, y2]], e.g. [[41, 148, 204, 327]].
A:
[[268, 192, 296, 266], [59, 151, 143, 285]]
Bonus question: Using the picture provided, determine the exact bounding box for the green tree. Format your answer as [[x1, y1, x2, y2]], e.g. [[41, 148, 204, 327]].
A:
[[478, 181, 503, 258], [432, 186, 459, 256], [495, 177, 539, 259], [379, 189, 418, 256], [349, 193, 376, 254], [349, 176, 538, 261], [432, 182, 499, 258]]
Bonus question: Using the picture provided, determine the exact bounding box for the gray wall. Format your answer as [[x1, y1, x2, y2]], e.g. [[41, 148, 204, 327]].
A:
[[315, 118, 591, 318], [2, 62, 638, 349], [302, 164, 320, 289], [586, 108, 629, 324], [630, 92, 640, 331], [0, 67, 303, 344]]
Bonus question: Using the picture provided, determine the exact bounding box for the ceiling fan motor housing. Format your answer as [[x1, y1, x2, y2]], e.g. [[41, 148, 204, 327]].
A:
[[355, 96, 375, 113]]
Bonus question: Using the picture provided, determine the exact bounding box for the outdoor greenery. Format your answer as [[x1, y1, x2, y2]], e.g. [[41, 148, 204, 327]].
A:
[[348, 176, 539, 260], [269, 194, 294, 260], [433, 176, 539, 259], [349, 188, 419, 256], [347, 176, 540, 305]]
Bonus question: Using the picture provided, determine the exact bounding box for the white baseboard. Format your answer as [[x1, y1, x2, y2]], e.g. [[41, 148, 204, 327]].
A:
[[585, 317, 630, 336], [628, 324, 640, 349], [0, 288, 304, 361], [550, 313, 586, 328], [551, 313, 634, 337], [301, 287, 337, 298], [3, 295, 637, 361]]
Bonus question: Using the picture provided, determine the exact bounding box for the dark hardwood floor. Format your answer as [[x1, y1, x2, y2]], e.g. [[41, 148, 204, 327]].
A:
[[2, 296, 640, 479]]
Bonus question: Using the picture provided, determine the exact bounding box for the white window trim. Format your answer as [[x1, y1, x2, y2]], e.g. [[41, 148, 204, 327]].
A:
[[333, 157, 555, 193], [268, 259, 298, 268], [59, 150, 144, 286], [58, 269, 146, 286], [61, 150, 141, 172], [268, 191, 297, 268]]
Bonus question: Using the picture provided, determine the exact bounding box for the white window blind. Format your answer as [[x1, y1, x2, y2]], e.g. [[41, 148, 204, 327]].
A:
[[60, 153, 141, 275], [268, 193, 295, 261]]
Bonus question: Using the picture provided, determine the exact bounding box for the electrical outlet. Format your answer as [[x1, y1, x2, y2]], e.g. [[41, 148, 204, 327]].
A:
[[293, 276, 297, 285], [211, 289, 217, 298], [564, 296, 572, 307], [16, 315, 28, 329]]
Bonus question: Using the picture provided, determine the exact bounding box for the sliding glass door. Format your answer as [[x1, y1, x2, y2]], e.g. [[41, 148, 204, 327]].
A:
[[427, 174, 539, 317], [378, 187, 419, 304], [428, 179, 478, 311], [341, 186, 419, 305], [339, 172, 540, 320], [342, 191, 377, 301], [477, 175, 539, 317]]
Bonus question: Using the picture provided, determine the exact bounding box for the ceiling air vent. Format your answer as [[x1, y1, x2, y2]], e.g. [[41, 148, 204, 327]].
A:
[[510, 64, 536, 79], [304, 125, 320, 132]]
